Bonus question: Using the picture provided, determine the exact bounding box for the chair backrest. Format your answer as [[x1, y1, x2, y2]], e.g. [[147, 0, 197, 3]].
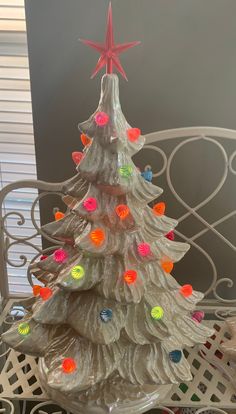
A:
[[0, 126, 235, 317], [142, 126, 236, 317], [0, 180, 64, 300]]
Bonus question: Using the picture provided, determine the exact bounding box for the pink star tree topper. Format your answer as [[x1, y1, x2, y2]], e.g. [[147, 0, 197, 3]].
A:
[[80, 2, 140, 80]]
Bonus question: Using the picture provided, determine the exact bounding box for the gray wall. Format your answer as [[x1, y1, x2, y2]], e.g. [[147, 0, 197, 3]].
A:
[[25, 0, 236, 298], [25, 0, 236, 183]]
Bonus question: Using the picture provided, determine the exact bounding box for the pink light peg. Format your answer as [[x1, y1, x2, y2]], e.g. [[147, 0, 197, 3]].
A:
[[137, 242, 151, 257], [83, 197, 98, 212], [53, 248, 68, 263], [95, 112, 109, 126], [192, 311, 205, 323]]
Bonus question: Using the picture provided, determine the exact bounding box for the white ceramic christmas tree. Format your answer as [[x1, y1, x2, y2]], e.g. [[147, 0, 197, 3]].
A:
[[2, 4, 214, 413]]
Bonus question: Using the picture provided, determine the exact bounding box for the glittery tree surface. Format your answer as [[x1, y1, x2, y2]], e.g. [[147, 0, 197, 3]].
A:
[[2, 73, 214, 414]]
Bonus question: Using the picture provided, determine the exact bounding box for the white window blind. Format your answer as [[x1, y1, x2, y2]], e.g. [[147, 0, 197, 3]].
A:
[[0, 0, 41, 296]]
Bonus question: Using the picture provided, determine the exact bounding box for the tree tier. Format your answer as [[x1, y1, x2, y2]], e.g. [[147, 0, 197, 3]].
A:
[[2, 317, 214, 393], [69, 184, 177, 236], [78, 74, 145, 158], [16, 286, 212, 347]]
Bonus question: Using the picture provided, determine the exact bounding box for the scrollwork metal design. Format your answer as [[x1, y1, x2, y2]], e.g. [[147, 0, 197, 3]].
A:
[[29, 401, 68, 414], [5, 240, 35, 268], [3, 305, 26, 324], [213, 278, 236, 304], [229, 150, 236, 175], [144, 128, 236, 306], [2, 212, 33, 242], [0, 398, 15, 414], [157, 407, 176, 414], [0, 179, 65, 298], [30, 192, 65, 245], [195, 408, 229, 414], [215, 309, 236, 320], [0, 339, 11, 358]]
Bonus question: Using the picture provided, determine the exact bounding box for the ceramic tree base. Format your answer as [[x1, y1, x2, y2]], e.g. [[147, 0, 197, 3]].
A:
[[38, 358, 173, 414]]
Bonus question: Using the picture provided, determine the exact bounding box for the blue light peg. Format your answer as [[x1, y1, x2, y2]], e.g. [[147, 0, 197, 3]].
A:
[[100, 308, 113, 323], [141, 166, 153, 182], [169, 350, 182, 363]]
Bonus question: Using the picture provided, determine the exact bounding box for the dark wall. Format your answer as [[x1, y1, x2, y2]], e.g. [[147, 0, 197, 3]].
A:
[[25, 1, 236, 296], [25, 0, 236, 185]]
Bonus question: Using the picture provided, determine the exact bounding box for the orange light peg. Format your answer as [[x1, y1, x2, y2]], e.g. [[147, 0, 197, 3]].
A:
[[33, 285, 41, 296], [161, 260, 174, 273], [180, 284, 193, 297], [39, 287, 53, 301], [115, 204, 130, 220], [153, 202, 166, 216], [54, 211, 65, 221], [90, 228, 105, 246], [62, 358, 77, 374], [81, 133, 92, 147], [124, 269, 137, 284]]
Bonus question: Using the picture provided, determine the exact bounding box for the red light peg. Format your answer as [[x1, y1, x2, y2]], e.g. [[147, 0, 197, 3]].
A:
[[123, 269, 137, 284], [39, 287, 53, 301], [127, 127, 141, 142], [115, 204, 130, 220], [40, 255, 48, 261], [165, 231, 175, 241], [62, 357, 77, 374], [72, 151, 84, 165], [180, 284, 193, 297]]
